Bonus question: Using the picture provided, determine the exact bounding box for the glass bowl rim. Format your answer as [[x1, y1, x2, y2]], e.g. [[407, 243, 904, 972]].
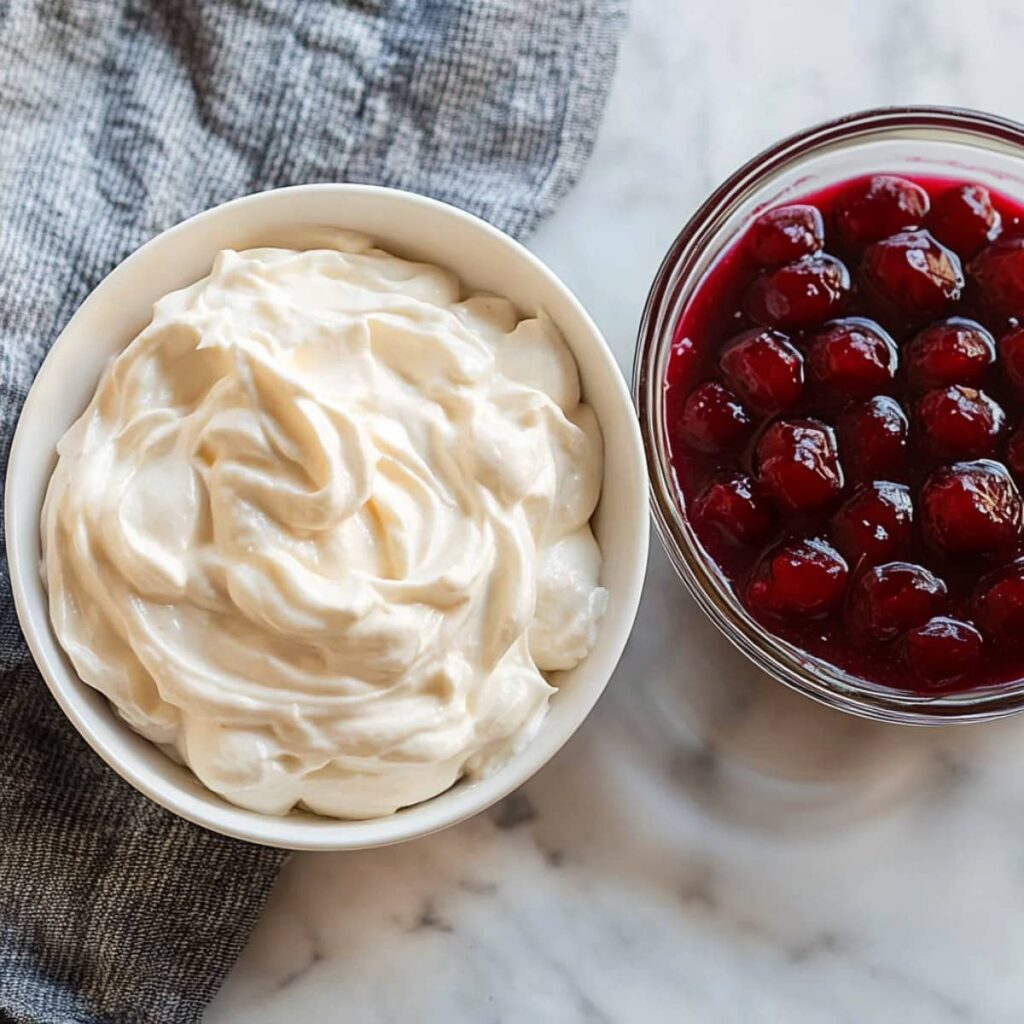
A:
[[633, 104, 1024, 725]]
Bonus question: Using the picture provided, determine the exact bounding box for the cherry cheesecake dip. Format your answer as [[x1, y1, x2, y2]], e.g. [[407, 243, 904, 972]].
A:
[[42, 234, 607, 819]]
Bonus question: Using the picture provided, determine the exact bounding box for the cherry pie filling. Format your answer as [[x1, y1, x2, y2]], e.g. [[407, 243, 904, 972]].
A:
[[666, 172, 1024, 692]]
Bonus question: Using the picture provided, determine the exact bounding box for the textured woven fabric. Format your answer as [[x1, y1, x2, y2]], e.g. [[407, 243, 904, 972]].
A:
[[0, 1, 625, 1021]]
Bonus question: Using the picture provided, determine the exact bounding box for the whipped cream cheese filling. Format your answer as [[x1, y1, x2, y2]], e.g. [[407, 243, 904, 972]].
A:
[[42, 234, 606, 819]]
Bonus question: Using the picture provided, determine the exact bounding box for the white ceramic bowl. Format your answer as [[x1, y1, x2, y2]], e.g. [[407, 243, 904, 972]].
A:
[[5, 184, 649, 851]]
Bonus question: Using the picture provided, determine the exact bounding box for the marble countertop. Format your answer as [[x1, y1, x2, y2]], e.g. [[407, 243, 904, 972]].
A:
[[208, 2, 1024, 1020]]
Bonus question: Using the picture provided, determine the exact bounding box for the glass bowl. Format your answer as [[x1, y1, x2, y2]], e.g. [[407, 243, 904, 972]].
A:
[[634, 106, 1024, 725]]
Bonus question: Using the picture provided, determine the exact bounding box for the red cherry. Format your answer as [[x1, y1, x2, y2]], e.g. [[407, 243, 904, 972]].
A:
[[718, 329, 804, 415], [904, 617, 984, 685], [834, 175, 930, 246], [678, 380, 752, 453], [666, 334, 700, 388], [974, 559, 1024, 644], [806, 318, 898, 398], [1007, 423, 1024, 482], [837, 396, 908, 482], [916, 385, 1005, 459], [831, 481, 913, 569], [754, 418, 844, 515], [969, 236, 1024, 321], [904, 318, 995, 390], [742, 254, 851, 331], [998, 327, 1024, 396], [692, 474, 774, 546], [745, 537, 848, 620], [860, 230, 964, 318], [928, 184, 1002, 258], [920, 459, 1023, 557], [845, 562, 948, 644], [747, 205, 824, 267]]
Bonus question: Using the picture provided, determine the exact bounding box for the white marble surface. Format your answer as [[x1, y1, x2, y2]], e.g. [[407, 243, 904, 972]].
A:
[[208, 2, 1024, 1021]]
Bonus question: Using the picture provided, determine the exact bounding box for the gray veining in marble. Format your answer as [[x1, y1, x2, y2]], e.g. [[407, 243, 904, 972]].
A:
[[208, 2, 1024, 1021]]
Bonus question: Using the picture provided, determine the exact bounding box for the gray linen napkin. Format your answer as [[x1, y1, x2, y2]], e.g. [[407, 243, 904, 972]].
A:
[[0, 1, 626, 1021]]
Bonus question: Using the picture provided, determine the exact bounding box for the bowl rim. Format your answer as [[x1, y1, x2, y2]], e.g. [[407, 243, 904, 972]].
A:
[[5, 182, 649, 850], [633, 104, 1024, 725]]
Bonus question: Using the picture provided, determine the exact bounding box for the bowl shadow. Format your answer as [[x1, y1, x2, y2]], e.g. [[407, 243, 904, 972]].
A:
[[612, 546, 1022, 835]]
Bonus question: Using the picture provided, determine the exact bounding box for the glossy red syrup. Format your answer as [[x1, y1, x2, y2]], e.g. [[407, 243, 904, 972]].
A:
[[666, 173, 1024, 693]]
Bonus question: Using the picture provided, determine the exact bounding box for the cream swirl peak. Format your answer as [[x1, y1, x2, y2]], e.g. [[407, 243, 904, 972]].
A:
[[42, 236, 606, 819]]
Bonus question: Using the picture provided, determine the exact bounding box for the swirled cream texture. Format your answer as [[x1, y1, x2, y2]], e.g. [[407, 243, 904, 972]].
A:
[[42, 236, 606, 819]]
